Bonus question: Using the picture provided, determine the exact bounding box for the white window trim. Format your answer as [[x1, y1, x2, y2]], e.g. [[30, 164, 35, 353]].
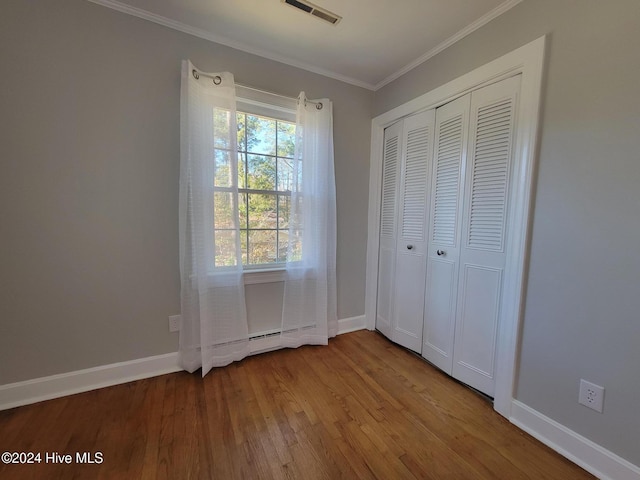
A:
[[236, 85, 297, 122]]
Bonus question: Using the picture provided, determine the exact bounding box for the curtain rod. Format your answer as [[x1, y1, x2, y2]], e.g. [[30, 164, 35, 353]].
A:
[[191, 69, 323, 110]]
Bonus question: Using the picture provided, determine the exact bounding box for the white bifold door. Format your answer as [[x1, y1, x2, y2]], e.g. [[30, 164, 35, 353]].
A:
[[422, 75, 521, 397], [375, 75, 521, 398], [376, 110, 435, 352]]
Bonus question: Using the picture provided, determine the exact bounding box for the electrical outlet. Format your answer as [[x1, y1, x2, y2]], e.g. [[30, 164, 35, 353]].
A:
[[168, 315, 181, 333], [578, 379, 604, 413]]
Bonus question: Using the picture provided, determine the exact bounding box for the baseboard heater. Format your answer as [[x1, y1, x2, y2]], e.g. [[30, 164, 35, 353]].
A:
[[249, 324, 317, 341]]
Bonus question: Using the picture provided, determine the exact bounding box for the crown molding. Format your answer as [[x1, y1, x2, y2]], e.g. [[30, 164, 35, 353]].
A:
[[86, 0, 377, 90], [87, 0, 522, 92], [373, 0, 524, 90]]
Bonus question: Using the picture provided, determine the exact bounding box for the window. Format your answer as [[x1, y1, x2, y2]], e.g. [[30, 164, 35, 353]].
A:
[[213, 106, 298, 269], [237, 111, 297, 266]]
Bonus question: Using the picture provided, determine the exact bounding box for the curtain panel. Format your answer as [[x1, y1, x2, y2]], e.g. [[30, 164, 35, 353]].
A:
[[178, 60, 249, 375], [179, 61, 337, 375], [281, 93, 338, 347]]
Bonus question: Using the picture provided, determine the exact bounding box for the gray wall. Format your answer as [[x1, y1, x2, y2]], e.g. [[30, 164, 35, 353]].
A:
[[0, 0, 371, 384], [374, 0, 640, 466], [4, 0, 639, 468]]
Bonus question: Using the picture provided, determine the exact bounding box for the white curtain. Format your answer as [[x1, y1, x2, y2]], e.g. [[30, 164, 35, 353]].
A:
[[179, 60, 249, 375], [281, 93, 338, 347]]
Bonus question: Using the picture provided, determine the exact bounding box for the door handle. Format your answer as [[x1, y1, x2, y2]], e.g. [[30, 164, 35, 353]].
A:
[[407, 245, 414, 250], [436, 250, 446, 256]]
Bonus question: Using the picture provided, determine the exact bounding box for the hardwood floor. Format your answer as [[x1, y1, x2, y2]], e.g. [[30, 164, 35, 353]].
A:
[[0, 330, 593, 479]]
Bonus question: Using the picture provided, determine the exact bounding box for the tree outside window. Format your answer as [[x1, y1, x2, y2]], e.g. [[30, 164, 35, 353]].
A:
[[213, 110, 299, 267]]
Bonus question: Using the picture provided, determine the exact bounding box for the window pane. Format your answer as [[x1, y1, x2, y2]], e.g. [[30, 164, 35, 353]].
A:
[[248, 193, 277, 229], [246, 115, 276, 155], [214, 230, 237, 267], [236, 112, 246, 149], [239, 193, 247, 229], [214, 192, 235, 228], [288, 232, 302, 262], [278, 230, 289, 262], [240, 229, 248, 265], [291, 195, 304, 228], [277, 121, 296, 157], [278, 195, 290, 228], [282, 159, 302, 192], [238, 153, 246, 188], [277, 158, 294, 192], [214, 149, 232, 187], [248, 155, 276, 191], [213, 108, 233, 149], [248, 230, 277, 265]]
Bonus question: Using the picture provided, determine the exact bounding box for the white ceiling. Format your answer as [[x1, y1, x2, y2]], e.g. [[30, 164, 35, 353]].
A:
[[89, 0, 521, 90]]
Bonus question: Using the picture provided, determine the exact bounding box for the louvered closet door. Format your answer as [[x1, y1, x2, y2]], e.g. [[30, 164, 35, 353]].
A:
[[422, 95, 470, 373], [392, 110, 435, 352], [375, 120, 403, 339], [452, 75, 520, 397]]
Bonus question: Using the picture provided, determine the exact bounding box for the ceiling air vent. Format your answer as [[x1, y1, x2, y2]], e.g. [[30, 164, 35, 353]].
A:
[[282, 0, 342, 25]]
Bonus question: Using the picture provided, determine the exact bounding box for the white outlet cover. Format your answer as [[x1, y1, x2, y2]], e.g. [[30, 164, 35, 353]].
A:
[[579, 379, 604, 413], [168, 315, 181, 333]]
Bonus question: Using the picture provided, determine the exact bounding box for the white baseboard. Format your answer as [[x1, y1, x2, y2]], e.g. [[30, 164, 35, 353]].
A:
[[0, 352, 181, 411], [511, 400, 640, 480], [337, 315, 367, 334], [0, 315, 367, 411]]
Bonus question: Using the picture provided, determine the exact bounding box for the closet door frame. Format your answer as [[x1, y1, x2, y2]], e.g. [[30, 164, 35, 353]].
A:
[[365, 36, 546, 418]]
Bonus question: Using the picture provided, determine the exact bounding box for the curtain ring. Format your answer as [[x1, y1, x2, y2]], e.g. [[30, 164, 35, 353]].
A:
[[316, 102, 323, 110], [192, 69, 222, 85]]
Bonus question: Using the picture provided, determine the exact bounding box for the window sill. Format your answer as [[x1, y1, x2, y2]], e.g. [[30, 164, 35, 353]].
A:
[[242, 268, 286, 285]]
